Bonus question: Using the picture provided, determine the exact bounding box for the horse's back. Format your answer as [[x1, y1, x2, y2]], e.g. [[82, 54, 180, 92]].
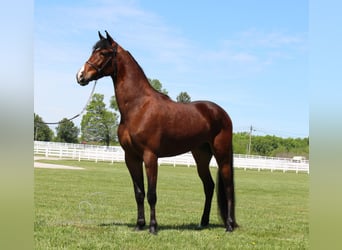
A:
[[164, 99, 232, 132]]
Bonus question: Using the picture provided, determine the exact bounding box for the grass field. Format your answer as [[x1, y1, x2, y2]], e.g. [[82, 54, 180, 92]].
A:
[[34, 159, 309, 249]]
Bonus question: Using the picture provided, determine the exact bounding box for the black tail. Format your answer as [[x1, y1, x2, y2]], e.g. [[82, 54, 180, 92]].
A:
[[216, 146, 238, 228], [217, 168, 228, 224]]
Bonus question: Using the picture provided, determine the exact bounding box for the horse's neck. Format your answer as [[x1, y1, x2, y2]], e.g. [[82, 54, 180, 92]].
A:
[[112, 48, 155, 117]]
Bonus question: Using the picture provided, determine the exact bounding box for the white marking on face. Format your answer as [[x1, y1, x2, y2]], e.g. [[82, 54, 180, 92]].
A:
[[77, 65, 85, 81]]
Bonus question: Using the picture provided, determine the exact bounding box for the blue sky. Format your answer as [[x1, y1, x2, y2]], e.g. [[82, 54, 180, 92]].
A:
[[34, 0, 308, 138]]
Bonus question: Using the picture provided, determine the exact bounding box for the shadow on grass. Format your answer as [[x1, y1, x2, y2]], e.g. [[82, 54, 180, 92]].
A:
[[99, 221, 224, 231]]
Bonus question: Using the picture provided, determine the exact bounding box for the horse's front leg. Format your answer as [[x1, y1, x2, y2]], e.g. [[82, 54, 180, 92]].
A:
[[125, 152, 146, 230], [143, 151, 158, 234]]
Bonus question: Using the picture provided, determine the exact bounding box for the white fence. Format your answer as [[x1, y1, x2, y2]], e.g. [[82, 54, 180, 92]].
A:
[[34, 141, 309, 173]]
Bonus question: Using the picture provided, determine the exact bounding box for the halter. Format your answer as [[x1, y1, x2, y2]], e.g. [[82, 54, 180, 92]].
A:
[[86, 43, 118, 81]]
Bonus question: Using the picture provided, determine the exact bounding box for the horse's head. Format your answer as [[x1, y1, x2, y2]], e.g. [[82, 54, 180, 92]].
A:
[[76, 31, 117, 86]]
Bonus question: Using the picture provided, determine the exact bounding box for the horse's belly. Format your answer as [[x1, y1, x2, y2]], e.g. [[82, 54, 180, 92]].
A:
[[157, 132, 209, 157]]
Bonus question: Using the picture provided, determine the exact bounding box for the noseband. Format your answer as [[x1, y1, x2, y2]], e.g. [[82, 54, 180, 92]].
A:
[[86, 44, 118, 80]]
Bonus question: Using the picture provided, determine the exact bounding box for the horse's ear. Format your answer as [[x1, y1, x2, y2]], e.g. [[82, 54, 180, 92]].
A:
[[98, 31, 105, 40], [105, 30, 114, 43]]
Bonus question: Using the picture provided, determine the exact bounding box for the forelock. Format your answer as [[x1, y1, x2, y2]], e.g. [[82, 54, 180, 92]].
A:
[[92, 39, 111, 51]]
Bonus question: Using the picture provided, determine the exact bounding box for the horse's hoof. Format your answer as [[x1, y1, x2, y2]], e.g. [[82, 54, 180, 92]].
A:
[[199, 219, 209, 228], [134, 219, 146, 231], [149, 228, 157, 235], [225, 224, 234, 232]]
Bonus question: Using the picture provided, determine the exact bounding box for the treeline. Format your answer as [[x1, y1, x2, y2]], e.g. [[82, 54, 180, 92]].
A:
[[35, 115, 309, 159], [233, 132, 309, 159], [34, 119, 309, 159]]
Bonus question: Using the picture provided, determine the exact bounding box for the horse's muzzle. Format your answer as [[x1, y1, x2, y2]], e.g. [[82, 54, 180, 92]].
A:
[[76, 66, 90, 86], [76, 74, 89, 86]]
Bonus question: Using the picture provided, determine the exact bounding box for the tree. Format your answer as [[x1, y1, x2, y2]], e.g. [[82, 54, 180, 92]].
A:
[[81, 93, 118, 146], [176, 91, 191, 103], [148, 78, 168, 95], [34, 113, 54, 141], [232, 132, 309, 158], [232, 132, 250, 154], [55, 118, 79, 143], [252, 135, 279, 156]]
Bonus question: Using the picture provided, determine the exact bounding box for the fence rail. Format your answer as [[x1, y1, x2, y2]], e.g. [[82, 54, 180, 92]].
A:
[[34, 141, 309, 173]]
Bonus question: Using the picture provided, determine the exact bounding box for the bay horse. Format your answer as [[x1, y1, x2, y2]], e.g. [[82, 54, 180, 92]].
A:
[[76, 31, 238, 234]]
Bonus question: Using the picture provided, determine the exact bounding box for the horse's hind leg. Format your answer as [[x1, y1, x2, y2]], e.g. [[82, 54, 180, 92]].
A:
[[191, 144, 214, 228], [125, 152, 146, 230]]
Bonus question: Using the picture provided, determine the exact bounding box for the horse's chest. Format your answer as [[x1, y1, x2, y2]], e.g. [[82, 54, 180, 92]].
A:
[[118, 123, 150, 151]]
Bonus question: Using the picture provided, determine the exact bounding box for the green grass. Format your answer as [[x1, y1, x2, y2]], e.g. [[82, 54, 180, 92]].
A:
[[35, 160, 309, 249]]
